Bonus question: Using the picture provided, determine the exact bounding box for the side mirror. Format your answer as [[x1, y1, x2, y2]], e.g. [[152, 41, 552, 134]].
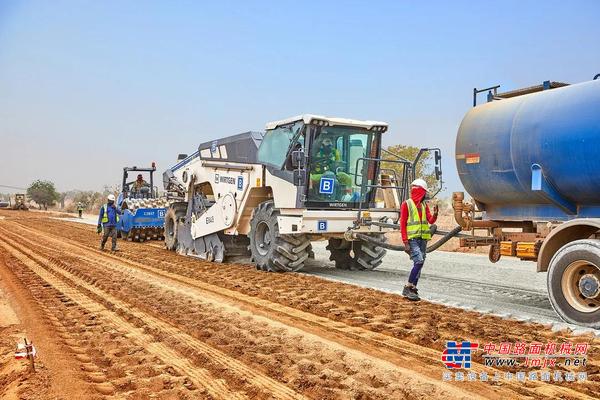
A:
[[291, 150, 305, 168], [293, 170, 306, 186], [177, 153, 188, 161], [434, 150, 442, 180]]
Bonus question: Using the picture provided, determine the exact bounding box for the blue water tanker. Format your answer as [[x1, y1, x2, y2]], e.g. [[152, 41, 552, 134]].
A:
[[456, 79, 600, 221], [453, 77, 600, 328]]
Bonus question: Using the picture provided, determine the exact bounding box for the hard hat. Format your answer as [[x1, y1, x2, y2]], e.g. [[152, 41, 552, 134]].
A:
[[107, 194, 116, 201], [411, 178, 428, 191]]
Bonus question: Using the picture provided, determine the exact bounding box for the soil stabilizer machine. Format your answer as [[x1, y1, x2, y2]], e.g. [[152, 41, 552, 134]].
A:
[[163, 114, 443, 272]]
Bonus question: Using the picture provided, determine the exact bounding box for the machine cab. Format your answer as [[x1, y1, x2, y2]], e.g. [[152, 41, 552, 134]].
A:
[[258, 115, 388, 209]]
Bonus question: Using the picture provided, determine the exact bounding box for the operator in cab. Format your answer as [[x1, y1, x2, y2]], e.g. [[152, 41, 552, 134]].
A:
[[400, 178, 438, 301], [133, 174, 148, 191], [309, 135, 353, 191]]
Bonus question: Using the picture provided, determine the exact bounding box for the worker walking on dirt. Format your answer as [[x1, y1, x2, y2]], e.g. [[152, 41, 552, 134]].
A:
[[400, 179, 438, 301], [97, 194, 121, 251], [77, 202, 84, 218]]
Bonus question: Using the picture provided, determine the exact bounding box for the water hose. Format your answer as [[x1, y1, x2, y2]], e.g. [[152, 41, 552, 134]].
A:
[[354, 225, 464, 253]]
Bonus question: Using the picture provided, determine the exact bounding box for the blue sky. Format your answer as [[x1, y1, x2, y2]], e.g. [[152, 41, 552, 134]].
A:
[[1, 0, 599, 195]]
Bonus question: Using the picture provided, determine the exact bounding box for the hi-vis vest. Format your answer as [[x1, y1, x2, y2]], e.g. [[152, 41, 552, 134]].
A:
[[101, 204, 119, 224], [406, 199, 431, 240]]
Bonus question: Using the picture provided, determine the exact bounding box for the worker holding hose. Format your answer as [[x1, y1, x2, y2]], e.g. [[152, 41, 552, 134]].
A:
[[401, 179, 438, 301]]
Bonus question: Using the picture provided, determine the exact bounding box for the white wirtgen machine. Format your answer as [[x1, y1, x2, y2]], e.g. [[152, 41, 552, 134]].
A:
[[162, 114, 442, 272]]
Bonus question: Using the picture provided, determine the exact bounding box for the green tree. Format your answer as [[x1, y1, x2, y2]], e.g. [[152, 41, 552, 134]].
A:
[[380, 144, 437, 191], [27, 180, 59, 210]]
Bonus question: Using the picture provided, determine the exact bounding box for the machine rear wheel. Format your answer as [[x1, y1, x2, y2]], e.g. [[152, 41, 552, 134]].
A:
[[547, 239, 600, 328], [326, 236, 387, 270], [164, 207, 179, 250], [327, 238, 354, 270], [355, 235, 387, 270], [249, 201, 310, 272]]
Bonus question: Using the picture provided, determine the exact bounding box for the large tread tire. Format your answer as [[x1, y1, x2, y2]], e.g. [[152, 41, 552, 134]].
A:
[[327, 238, 355, 270], [355, 235, 387, 270], [547, 239, 600, 329], [164, 206, 183, 250], [249, 201, 310, 272], [326, 235, 387, 271]]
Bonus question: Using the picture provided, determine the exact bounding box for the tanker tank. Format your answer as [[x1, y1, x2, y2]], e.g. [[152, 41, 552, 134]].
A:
[[456, 79, 600, 221]]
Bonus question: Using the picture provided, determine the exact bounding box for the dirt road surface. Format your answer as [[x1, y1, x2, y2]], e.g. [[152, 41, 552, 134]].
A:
[[0, 210, 599, 399]]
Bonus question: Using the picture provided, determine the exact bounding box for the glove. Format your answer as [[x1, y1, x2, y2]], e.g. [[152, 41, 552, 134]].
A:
[[403, 241, 411, 255], [97, 224, 102, 234], [433, 204, 439, 216]]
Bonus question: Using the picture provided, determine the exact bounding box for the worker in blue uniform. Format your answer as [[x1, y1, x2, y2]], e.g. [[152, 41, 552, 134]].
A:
[[97, 194, 121, 251]]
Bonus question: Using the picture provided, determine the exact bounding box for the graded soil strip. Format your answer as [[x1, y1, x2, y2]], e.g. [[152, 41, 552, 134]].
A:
[[9, 221, 592, 399], [2, 212, 600, 399], [20, 216, 600, 398]]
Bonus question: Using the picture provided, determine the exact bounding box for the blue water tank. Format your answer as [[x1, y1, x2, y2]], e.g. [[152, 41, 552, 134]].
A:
[[456, 79, 600, 221]]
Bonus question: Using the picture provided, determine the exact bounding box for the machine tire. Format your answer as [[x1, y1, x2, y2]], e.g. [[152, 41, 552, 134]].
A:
[[547, 239, 600, 328], [327, 238, 355, 270], [249, 201, 310, 272], [327, 235, 387, 270], [164, 207, 179, 251], [354, 235, 387, 270]]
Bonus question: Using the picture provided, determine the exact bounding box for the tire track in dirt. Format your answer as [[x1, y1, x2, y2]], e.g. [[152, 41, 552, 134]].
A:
[[8, 219, 600, 399], [0, 235, 251, 400], [3, 223, 481, 400]]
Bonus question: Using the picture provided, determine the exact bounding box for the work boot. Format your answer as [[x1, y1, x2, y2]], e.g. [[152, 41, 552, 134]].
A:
[[111, 247, 119, 252], [402, 285, 420, 301], [99, 246, 105, 251]]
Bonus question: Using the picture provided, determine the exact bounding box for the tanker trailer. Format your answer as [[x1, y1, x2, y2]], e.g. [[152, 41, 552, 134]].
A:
[[453, 76, 600, 328]]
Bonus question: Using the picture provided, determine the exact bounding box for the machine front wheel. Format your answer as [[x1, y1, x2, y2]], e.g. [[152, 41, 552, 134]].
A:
[[249, 201, 310, 272], [547, 239, 600, 328]]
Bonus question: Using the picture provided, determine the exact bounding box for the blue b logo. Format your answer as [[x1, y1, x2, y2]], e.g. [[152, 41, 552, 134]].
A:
[[237, 176, 243, 190], [319, 177, 335, 194], [317, 220, 327, 231]]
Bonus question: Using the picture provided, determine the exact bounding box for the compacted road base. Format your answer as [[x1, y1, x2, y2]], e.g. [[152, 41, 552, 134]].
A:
[[0, 211, 599, 399]]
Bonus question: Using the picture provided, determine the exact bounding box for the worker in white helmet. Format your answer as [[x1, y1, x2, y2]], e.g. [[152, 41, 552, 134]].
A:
[[400, 178, 438, 301], [97, 194, 121, 251]]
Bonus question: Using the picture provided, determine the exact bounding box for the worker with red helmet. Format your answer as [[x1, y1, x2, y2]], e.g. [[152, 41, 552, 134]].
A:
[[401, 178, 438, 301]]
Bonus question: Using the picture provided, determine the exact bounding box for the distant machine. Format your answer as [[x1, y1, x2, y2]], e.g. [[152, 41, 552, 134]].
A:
[[117, 163, 169, 241], [9, 194, 28, 211]]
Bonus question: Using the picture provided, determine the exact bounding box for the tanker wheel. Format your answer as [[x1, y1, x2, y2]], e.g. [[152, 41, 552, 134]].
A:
[[249, 201, 310, 272], [547, 239, 600, 328], [326, 238, 355, 270], [164, 207, 179, 250], [354, 234, 387, 270]]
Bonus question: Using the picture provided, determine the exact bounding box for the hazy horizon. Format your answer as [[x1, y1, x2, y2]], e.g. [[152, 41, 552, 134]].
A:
[[1, 1, 599, 195]]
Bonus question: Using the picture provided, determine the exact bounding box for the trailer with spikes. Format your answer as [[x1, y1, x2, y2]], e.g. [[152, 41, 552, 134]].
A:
[[117, 163, 170, 242]]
